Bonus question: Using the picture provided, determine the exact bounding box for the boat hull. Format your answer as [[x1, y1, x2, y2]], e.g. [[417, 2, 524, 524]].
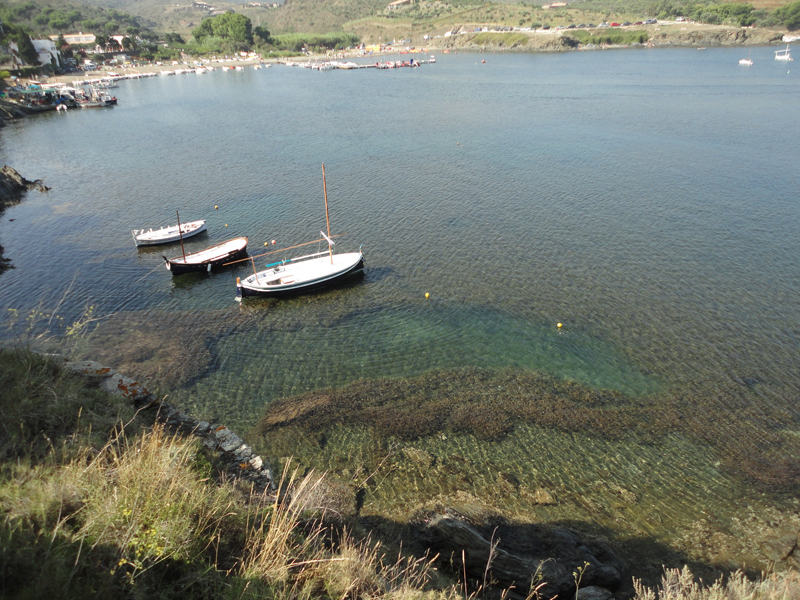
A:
[[237, 252, 364, 298], [164, 237, 248, 275], [132, 220, 207, 246]]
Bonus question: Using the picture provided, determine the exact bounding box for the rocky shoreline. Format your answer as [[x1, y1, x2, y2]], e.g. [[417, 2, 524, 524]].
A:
[[62, 358, 277, 496], [0, 165, 50, 274], [432, 24, 787, 52]]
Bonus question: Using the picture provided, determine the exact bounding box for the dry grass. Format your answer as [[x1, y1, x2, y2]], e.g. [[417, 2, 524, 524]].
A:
[[635, 566, 800, 600], [239, 465, 449, 599]]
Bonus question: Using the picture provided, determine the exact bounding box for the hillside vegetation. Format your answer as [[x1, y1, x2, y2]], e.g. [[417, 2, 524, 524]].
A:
[[3, 0, 800, 43]]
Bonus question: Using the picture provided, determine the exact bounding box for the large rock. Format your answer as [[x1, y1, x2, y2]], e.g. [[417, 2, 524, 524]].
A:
[[412, 508, 623, 599], [0, 165, 48, 205]]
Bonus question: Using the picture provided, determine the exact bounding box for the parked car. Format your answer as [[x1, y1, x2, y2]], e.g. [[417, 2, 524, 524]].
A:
[[622, 21, 631, 25], [567, 24, 576, 28], [610, 22, 621, 26], [634, 21, 643, 25]]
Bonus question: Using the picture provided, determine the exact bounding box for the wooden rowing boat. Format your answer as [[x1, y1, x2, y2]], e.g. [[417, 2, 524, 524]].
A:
[[164, 236, 248, 275]]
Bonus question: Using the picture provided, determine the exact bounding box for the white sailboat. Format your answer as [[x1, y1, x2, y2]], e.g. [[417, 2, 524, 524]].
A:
[[775, 45, 793, 61], [236, 164, 364, 299]]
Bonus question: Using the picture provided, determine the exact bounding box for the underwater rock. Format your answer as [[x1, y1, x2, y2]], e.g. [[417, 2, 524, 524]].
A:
[[412, 508, 623, 599], [403, 447, 436, 468], [759, 527, 799, 562], [520, 486, 558, 505], [497, 471, 521, 492]]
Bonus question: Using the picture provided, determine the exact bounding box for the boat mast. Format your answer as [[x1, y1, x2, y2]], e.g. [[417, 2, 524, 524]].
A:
[[322, 163, 333, 263], [176, 210, 187, 262]]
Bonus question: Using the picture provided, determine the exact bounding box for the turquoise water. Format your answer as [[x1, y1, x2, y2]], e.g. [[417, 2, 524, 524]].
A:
[[2, 46, 800, 572]]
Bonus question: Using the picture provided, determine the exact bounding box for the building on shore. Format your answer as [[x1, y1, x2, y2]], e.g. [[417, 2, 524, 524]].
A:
[[48, 32, 97, 46], [9, 39, 61, 68]]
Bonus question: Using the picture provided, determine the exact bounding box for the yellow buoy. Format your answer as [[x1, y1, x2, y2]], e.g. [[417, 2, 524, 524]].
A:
[[225, 224, 228, 227], [425, 292, 430, 298], [264, 242, 268, 246], [557, 323, 562, 329], [214, 205, 218, 209]]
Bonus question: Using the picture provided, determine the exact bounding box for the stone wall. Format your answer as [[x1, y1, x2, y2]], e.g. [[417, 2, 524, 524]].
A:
[[63, 358, 276, 494]]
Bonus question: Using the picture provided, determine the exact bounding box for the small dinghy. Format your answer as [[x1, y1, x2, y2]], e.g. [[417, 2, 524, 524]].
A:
[[132, 219, 206, 246], [164, 236, 248, 275]]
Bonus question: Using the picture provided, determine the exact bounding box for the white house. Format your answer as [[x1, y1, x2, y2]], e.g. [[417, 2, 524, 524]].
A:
[[9, 39, 61, 68]]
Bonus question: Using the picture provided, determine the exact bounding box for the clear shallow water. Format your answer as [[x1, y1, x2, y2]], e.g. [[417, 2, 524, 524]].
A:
[[2, 46, 800, 572]]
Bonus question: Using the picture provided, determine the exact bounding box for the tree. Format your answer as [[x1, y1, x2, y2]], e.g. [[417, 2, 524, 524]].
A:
[[254, 25, 271, 44], [49, 16, 70, 31], [192, 13, 254, 45], [775, 0, 800, 30], [14, 31, 39, 65], [56, 34, 73, 58]]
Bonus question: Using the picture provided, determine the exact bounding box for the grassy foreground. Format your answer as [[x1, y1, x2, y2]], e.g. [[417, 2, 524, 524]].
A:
[[0, 347, 796, 600]]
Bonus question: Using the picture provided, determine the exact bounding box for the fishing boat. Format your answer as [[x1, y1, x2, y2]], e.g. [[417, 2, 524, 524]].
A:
[[775, 45, 793, 61], [236, 165, 364, 299], [76, 85, 118, 108], [132, 219, 206, 246], [164, 236, 248, 275]]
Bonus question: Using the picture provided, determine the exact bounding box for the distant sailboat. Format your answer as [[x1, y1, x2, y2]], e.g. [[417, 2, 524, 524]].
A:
[[775, 45, 793, 62], [739, 50, 753, 66]]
